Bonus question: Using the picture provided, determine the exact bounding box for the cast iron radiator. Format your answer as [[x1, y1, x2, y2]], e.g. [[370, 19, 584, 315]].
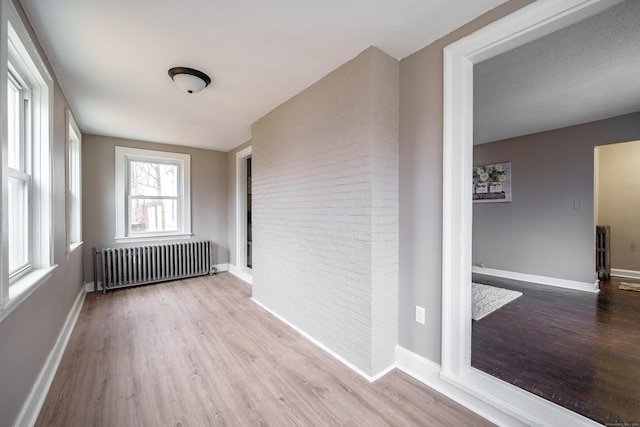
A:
[[596, 225, 610, 280], [92, 241, 214, 293]]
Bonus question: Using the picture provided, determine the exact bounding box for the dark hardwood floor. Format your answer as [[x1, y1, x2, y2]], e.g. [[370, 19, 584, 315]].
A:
[[37, 273, 493, 426], [472, 274, 640, 425]]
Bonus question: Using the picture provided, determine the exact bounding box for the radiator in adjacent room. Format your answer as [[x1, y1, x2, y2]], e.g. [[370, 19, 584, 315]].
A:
[[93, 240, 214, 293], [596, 225, 610, 280]]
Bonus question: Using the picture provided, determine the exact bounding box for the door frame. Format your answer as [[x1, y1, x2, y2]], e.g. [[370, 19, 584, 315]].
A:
[[441, 0, 618, 425], [235, 146, 252, 278]]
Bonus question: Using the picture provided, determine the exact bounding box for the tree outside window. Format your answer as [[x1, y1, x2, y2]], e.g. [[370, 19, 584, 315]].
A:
[[128, 161, 179, 233]]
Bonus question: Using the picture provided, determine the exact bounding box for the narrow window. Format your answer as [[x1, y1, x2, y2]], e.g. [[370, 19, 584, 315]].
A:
[[1, 0, 54, 316], [67, 111, 82, 251], [7, 70, 32, 279]]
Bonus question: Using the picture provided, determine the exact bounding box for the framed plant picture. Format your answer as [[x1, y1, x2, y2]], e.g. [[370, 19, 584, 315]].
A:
[[473, 162, 512, 203]]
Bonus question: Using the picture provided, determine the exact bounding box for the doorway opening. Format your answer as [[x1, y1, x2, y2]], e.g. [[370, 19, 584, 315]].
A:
[[234, 146, 253, 283], [442, 0, 620, 425], [246, 156, 252, 269]]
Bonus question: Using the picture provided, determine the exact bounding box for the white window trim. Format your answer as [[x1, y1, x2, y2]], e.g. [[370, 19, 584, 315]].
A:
[[1, 0, 55, 319], [65, 108, 82, 255], [115, 146, 191, 243]]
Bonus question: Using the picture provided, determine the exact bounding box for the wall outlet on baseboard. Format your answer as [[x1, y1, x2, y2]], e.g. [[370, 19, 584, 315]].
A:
[[415, 306, 425, 324]]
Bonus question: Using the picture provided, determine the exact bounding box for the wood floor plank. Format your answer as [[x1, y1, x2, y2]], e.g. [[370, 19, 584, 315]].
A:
[[472, 274, 640, 425], [37, 273, 492, 427]]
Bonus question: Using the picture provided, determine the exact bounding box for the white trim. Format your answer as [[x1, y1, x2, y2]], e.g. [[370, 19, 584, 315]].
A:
[[252, 296, 394, 382], [0, 265, 56, 323], [114, 146, 191, 240], [396, 346, 601, 427], [65, 108, 82, 252], [235, 146, 252, 269], [85, 264, 229, 292], [114, 233, 193, 245], [85, 281, 95, 292], [610, 268, 640, 280], [66, 241, 83, 257], [395, 346, 527, 427], [1, 0, 54, 309], [472, 266, 600, 293], [440, 369, 602, 427], [229, 264, 253, 285], [1, 0, 9, 306], [213, 263, 229, 273], [442, 0, 619, 422], [13, 287, 86, 427]]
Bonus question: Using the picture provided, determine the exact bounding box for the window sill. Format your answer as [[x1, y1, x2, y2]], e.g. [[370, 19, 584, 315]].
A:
[[1, 265, 58, 324], [66, 241, 84, 256], [114, 233, 193, 245]]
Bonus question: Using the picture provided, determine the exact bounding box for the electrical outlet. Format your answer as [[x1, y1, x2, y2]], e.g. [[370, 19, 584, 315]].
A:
[[415, 306, 426, 324]]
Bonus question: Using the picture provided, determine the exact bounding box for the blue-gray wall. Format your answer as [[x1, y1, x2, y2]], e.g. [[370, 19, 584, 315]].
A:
[[398, 0, 533, 364], [473, 112, 640, 284]]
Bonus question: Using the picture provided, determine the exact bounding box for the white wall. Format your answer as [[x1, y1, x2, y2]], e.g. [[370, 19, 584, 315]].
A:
[[251, 47, 399, 377]]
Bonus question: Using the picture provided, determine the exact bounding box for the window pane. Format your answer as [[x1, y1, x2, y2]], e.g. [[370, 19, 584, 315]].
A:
[[69, 135, 81, 243], [129, 198, 178, 233], [8, 175, 28, 273], [129, 161, 177, 197], [7, 78, 21, 170]]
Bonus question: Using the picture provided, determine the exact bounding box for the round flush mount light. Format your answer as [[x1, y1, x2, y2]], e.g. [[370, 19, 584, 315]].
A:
[[168, 67, 211, 94]]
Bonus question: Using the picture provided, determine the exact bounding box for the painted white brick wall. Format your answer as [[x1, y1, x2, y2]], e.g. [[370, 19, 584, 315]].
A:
[[252, 47, 399, 377]]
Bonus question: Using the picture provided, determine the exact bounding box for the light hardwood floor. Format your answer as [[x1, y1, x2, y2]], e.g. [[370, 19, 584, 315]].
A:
[[36, 273, 492, 426]]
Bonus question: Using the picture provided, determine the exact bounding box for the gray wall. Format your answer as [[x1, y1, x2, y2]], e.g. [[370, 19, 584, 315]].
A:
[[251, 47, 399, 377], [397, 0, 534, 364], [597, 138, 640, 272], [82, 135, 229, 283], [472, 112, 640, 284], [0, 1, 84, 424]]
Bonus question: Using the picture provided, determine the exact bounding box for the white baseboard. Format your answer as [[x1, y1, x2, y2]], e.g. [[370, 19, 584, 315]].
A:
[[213, 263, 229, 273], [13, 288, 86, 427], [251, 297, 394, 382], [395, 346, 526, 427], [229, 264, 253, 285], [85, 264, 231, 293], [395, 346, 601, 427], [472, 266, 599, 293], [610, 268, 640, 280], [85, 281, 97, 292]]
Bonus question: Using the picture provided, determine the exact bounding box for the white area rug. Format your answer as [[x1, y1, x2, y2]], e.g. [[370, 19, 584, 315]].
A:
[[472, 283, 522, 321], [620, 282, 640, 292]]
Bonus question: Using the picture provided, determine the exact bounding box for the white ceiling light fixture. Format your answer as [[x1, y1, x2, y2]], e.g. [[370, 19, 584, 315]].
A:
[[168, 67, 211, 94]]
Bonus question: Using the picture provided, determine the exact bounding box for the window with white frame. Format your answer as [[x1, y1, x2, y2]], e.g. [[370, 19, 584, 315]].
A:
[[115, 147, 191, 242], [67, 110, 82, 252], [7, 67, 31, 279], [1, 0, 54, 315]]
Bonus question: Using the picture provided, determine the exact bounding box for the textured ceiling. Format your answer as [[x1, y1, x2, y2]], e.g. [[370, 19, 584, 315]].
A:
[[474, 0, 640, 145], [19, 0, 508, 152]]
